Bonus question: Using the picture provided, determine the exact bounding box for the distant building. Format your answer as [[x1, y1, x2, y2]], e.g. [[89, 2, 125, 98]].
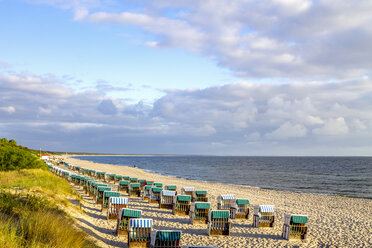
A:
[[41, 154, 50, 160]]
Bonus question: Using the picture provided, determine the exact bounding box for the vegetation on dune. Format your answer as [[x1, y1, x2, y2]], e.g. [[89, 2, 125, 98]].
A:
[[0, 138, 46, 171]]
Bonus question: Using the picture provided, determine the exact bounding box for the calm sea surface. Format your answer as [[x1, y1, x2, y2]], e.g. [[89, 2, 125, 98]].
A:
[[73, 156, 372, 199]]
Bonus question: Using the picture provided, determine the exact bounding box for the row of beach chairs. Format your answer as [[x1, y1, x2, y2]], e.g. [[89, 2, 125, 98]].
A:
[[48, 161, 308, 246]]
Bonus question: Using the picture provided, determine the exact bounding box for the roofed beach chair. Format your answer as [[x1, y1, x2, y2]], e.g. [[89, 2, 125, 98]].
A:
[[107, 197, 128, 220], [173, 195, 191, 216], [217, 194, 235, 211], [91, 182, 107, 197], [119, 180, 130, 194], [85, 180, 95, 195], [89, 169, 96, 177], [149, 187, 163, 204], [165, 185, 177, 192], [193, 190, 208, 202], [282, 214, 308, 240], [96, 186, 111, 204], [142, 185, 152, 201], [208, 210, 231, 236], [102, 191, 120, 211], [106, 173, 116, 183], [154, 182, 163, 189], [129, 183, 142, 197], [190, 202, 211, 225], [146, 181, 154, 186], [80, 176, 88, 187], [230, 199, 250, 219], [253, 205, 275, 228], [150, 230, 182, 248], [114, 175, 123, 184], [83, 168, 89, 175], [130, 177, 138, 183], [128, 218, 152, 248], [138, 179, 146, 187], [96, 171, 106, 180], [74, 166, 80, 172], [123, 176, 130, 181], [159, 190, 176, 209], [116, 208, 142, 236], [181, 187, 194, 198]]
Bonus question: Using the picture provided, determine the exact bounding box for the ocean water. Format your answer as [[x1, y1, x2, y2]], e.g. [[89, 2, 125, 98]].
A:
[[73, 156, 372, 199]]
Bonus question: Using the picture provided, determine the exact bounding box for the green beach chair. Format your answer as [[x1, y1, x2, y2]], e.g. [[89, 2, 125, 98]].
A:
[[150, 230, 182, 248], [142, 185, 152, 201], [230, 199, 250, 219], [190, 202, 211, 225], [149, 187, 163, 204], [282, 214, 308, 240], [165, 185, 177, 192], [208, 210, 231, 236], [101, 191, 120, 212], [129, 183, 141, 197], [193, 190, 208, 202], [119, 180, 130, 194], [96, 186, 111, 204], [173, 195, 191, 216], [116, 208, 142, 236]]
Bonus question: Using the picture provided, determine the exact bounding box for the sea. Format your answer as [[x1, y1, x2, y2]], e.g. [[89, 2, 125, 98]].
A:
[[73, 156, 372, 199]]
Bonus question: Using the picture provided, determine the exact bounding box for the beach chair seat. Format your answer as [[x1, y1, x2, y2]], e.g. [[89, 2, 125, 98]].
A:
[[150, 230, 182, 248], [119, 180, 130, 194], [96, 186, 111, 204], [129, 183, 142, 197], [117, 208, 142, 236], [253, 205, 275, 228], [107, 197, 128, 220], [149, 187, 163, 204], [159, 190, 176, 209], [173, 195, 191, 216], [230, 199, 250, 219], [165, 185, 177, 192], [181, 187, 194, 198], [217, 194, 235, 211], [208, 210, 231, 236], [142, 185, 152, 201], [193, 190, 208, 202], [282, 214, 308, 240], [102, 191, 120, 211], [190, 202, 211, 225], [128, 218, 152, 248]]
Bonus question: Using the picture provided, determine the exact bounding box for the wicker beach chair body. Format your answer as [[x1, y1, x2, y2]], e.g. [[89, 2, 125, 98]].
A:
[[116, 208, 142, 236], [96, 186, 111, 204], [181, 187, 194, 200], [173, 195, 191, 216], [230, 199, 250, 219], [119, 180, 130, 194], [165, 185, 177, 192], [159, 190, 176, 209], [128, 218, 152, 248], [149, 187, 163, 204], [217, 195, 235, 211], [282, 214, 308, 240], [208, 210, 231, 236], [190, 202, 211, 225], [253, 205, 275, 228], [193, 191, 208, 202], [150, 230, 182, 248], [102, 191, 120, 212], [129, 183, 142, 197], [107, 197, 128, 220], [142, 185, 152, 201]]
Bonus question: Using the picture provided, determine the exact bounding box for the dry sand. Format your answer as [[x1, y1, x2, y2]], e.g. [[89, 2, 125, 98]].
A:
[[60, 156, 371, 248]]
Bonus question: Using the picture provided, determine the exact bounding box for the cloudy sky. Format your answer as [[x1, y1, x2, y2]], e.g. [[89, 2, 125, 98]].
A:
[[1, 0, 371, 155]]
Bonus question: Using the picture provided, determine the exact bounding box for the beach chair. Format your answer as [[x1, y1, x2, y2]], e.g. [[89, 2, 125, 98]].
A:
[[282, 214, 308, 240], [208, 210, 231, 236], [173, 195, 191, 216], [96, 186, 111, 204], [190, 202, 211, 225], [80, 176, 88, 187], [145, 181, 154, 186], [154, 182, 163, 189], [159, 190, 176, 209], [230, 199, 250, 219], [89, 169, 96, 177], [129, 183, 142, 197], [97, 171, 106, 180], [181, 187, 194, 198], [116, 208, 142, 236], [150, 230, 182, 248], [106, 173, 116, 183], [86, 180, 96, 195], [138, 179, 146, 187], [253, 205, 275, 228], [83, 168, 89, 175], [102, 191, 120, 211], [114, 175, 123, 184], [107, 197, 128, 220], [128, 218, 152, 248], [165, 185, 177, 192], [193, 190, 208, 202], [130, 177, 138, 183], [123, 176, 130, 181], [119, 180, 130, 194], [217, 195, 235, 211], [91, 182, 107, 197], [142, 185, 152, 201], [149, 187, 163, 204]]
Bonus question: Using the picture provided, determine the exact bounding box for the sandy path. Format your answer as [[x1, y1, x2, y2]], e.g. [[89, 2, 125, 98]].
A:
[[60, 156, 371, 248]]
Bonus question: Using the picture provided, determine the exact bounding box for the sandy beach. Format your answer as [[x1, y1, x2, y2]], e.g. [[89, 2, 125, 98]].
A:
[[60, 156, 371, 247]]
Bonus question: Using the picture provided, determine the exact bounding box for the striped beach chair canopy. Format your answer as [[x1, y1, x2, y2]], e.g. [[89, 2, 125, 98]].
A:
[[138, 179, 146, 183], [122, 208, 142, 218], [259, 205, 274, 213], [120, 180, 129, 185], [104, 191, 120, 198], [182, 187, 194, 192], [196, 190, 207, 195], [130, 177, 138, 182], [123, 176, 130, 180], [98, 186, 111, 192], [110, 197, 128, 204], [195, 202, 211, 209], [177, 195, 191, 202], [211, 210, 230, 219], [115, 175, 123, 179], [236, 199, 250, 205], [129, 218, 152, 228], [165, 185, 177, 190], [220, 194, 235, 200], [157, 230, 181, 241], [162, 190, 176, 196], [145, 181, 154, 185]]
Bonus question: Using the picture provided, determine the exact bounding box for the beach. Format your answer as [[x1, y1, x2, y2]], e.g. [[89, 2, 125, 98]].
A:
[[61, 156, 371, 247]]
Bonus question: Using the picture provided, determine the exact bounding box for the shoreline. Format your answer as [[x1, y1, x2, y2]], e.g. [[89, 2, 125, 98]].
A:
[[62, 155, 371, 247]]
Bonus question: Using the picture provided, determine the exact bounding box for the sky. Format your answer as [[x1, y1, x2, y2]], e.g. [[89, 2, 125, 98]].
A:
[[0, 0, 372, 155]]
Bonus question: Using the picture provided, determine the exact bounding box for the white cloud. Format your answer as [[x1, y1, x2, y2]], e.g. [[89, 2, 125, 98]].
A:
[[265, 122, 308, 140], [0, 106, 15, 113], [313, 117, 349, 135]]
